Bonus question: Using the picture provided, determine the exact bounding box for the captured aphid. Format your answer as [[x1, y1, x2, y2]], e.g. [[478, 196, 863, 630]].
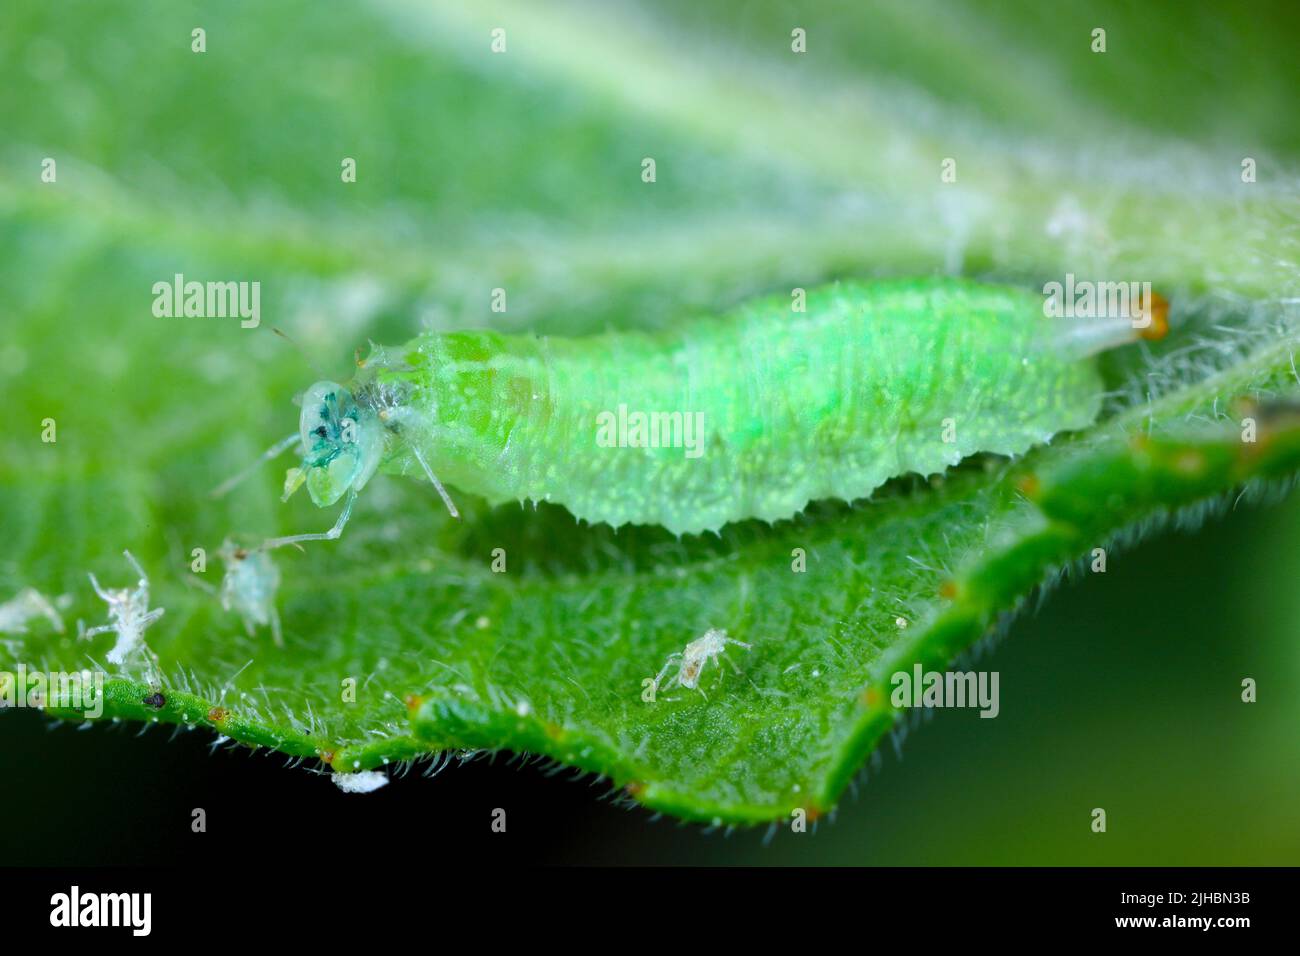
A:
[[82, 551, 164, 667], [218, 540, 283, 647], [231, 278, 1168, 542], [654, 628, 752, 697], [0, 587, 65, 634], [215, 377, 460, 551]]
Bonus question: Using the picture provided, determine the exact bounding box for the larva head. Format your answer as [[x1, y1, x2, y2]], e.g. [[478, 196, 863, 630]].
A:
[[1138, 291, 1170, 342], [1051, 288, 1171, 359], [283, 381, 383, 507]]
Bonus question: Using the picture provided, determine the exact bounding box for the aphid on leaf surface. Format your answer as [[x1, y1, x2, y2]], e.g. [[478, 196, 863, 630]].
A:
[[224, 278, 1167, 543], [0, 587, 65, 634], [654, 628, 751, 698], [218, 540, 283, 647], [82, 551, 164, 667], [179, 536, 283, 645]]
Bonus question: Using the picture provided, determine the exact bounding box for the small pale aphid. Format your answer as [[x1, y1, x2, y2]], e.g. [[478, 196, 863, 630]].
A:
[[218, 539, 283, 647], [82, 550, 165, 666], [654, 627, 751, 697], [0, 587, 65, 634]]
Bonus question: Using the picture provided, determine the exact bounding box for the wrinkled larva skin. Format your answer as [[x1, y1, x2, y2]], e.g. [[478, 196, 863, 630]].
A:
[[350, 278, 1105, 535]]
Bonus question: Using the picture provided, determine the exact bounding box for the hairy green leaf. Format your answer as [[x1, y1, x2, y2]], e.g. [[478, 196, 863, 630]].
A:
[[3, 0, 1299, 824]]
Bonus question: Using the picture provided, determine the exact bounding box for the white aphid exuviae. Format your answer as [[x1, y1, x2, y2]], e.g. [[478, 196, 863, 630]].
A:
[[654, 627, 751, 697], [332, 770, 389, 794], [81, 550, 165, 666], [0, 587, 66, 634]]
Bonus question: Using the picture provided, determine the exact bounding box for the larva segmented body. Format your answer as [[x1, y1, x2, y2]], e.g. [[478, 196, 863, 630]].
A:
[[279, 278, 1141, 536]]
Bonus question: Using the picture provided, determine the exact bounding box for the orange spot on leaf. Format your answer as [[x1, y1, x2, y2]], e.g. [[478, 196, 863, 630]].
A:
[[1129, 433, 1154, 454], [1173, 449, 1206, 475], [1138, 291, 1170, 342], [1015, 473, 1041, 497]]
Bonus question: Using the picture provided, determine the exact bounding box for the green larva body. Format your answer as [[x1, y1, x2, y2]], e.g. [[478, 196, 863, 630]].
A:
[[325, 278, 1105, 534]]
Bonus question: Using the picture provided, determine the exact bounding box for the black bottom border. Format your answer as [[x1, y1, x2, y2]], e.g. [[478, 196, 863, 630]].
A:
[[0, 865, 1292, 939]]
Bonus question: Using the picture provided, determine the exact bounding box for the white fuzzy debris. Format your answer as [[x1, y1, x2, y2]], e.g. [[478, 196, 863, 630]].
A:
[[332, 770, 389, 794], [0, 587, 65, 634], [654, 627, 751, 696], [82, 551, 164, 666]]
